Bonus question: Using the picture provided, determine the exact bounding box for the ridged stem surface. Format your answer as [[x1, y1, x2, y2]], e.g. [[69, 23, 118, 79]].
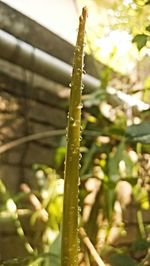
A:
[[61, 7, 87, 266]]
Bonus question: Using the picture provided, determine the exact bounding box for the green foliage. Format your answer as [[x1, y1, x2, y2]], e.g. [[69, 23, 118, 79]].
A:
[[133, 184, 149, 209], [145, 24, 150, 31], [132, 34, 148, 50], [126, 121, 150, 143], [47, 234, 61, 266], [131, 239, 150, 252], [108, 253, 137, 266], [55, 146, 66, 169], [145, 0, 150, 4], [108, 141, 125, 182]]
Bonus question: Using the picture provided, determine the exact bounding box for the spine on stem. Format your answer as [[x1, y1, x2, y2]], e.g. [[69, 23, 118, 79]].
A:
[[61, 7, 87, 266]]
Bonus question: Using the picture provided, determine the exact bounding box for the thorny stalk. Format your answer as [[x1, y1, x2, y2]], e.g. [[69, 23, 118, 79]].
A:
[[61, 7, 87, 266]]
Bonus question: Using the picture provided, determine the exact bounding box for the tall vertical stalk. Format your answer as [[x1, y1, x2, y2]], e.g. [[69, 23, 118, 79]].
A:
[[61, 7, 87, 266]]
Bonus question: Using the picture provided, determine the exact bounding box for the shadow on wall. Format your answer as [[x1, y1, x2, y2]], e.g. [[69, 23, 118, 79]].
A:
[[0, 60, 68, 191]]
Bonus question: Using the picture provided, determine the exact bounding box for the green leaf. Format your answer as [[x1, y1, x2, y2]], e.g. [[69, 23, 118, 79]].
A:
[[108, 142, 125, 182], [83, 90, 106, 107], [145, 0, 150, 5], [45, 234, 61, 266], [55, 146, 66, 168], [123, 177, 138, 186], [80, 143, 98, 177], [122, 153, 135, 177], [132, 34, 148, 50], [146, 25, 150, 32], [133, 185, 150, 209], [131, 239, 150, 252], [109, 254, 137, 266], [126, 121, 150, 144]]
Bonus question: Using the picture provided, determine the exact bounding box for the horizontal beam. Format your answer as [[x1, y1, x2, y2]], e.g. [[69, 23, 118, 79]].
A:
[[0, 30, 149, 111], [0, 30, 100, 93], [0, 1, 106, 79]]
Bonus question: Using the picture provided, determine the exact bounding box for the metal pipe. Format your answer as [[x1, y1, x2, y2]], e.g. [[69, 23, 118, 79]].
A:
[[0, 30, 149, 111], [0, 30, 100, 93]]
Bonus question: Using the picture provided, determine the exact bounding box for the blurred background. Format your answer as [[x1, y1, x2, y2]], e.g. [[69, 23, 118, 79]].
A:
[[0, 0, 150, 265]]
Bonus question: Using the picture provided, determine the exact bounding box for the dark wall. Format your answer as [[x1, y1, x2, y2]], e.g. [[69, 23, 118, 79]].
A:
[[0, 59, 67, 191]]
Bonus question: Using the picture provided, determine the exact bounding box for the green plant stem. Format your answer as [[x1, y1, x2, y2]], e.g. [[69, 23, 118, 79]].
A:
[[137, 209, 146, 238], [61, 7, 87, 266]]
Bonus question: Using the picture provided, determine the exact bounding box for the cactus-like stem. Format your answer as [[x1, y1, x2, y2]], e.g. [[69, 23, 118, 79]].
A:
[[61, 7, 87, 266]]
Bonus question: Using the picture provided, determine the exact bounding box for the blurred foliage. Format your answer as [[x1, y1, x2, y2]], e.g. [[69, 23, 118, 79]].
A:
[[126, 122, 150, 143], [77, 0, 150, 73], [0, 167, 63, 265]]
